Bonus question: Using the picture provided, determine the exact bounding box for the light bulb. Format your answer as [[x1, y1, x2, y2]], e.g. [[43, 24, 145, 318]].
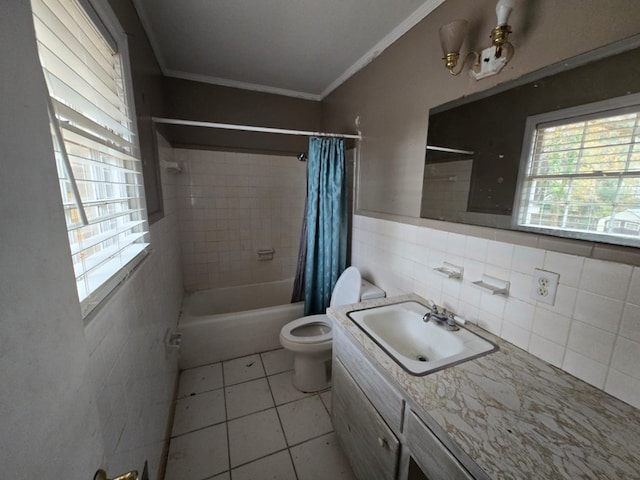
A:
[[495, 0, 515, 26]]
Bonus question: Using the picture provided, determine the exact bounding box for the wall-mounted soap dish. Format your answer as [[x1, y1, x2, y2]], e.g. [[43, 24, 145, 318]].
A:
[[472, 274, 510, 296], [433, 262, 463, 280]]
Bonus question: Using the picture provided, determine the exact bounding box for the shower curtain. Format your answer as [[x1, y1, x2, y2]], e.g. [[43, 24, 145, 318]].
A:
[[301, 136, 348, 315]]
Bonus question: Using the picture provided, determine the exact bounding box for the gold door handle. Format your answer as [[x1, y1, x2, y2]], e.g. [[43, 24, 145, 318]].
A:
[[94, 469, 139, 480]]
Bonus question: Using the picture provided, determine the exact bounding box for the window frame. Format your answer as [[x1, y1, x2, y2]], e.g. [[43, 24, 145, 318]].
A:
[[513, 92, 640, 248], [33, 0, 150, 317]]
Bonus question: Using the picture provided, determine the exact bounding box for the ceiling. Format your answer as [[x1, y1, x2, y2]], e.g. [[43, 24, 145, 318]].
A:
[[132, 0, 445, 101]]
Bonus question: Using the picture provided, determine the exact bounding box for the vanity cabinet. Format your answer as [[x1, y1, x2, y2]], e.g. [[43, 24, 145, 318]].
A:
[[332, 326, 486, 480], [333, 359, 400, 480]]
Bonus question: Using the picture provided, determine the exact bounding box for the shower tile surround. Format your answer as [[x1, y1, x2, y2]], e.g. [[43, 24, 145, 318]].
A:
[[173, 148, 307, 291], [351, 214, 640, 409]]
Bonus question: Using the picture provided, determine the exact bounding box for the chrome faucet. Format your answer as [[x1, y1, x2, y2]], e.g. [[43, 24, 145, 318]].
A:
[[422, 302, 460, 331]]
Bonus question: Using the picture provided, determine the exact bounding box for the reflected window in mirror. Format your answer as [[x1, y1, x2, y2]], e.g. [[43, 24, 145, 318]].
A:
[[421, 36, 640, 248], [515, 94, 640, 247]]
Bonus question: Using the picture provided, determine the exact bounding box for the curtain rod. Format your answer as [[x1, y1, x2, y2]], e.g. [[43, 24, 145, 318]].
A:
[[152, 117, 362, 140]]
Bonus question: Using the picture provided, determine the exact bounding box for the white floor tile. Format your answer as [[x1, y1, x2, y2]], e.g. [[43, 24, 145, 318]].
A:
[[261, 348, 294, 375], [225, 377, 274, 419], [277, 396, 333, 446], [164, 423, 228, 480], [231, 450, 296, 480], [268, 371, 313, 405], [227, 408, 287, 467], [177, 363, 223, 398], [290, 432, 356, 480], [223, 354, 265, 386], [320, 390, 332, 414], [171, 388, 226, 437]]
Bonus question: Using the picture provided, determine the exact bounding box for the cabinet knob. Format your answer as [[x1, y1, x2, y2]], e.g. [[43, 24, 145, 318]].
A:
[[378, 437, 388, 449]]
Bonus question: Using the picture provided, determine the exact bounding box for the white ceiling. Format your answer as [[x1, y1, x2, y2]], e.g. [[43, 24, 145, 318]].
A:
[[133, 0, 445, 100]]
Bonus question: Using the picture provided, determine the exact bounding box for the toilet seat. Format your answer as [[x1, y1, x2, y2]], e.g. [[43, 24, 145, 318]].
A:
[[280, 314, 332, 345]]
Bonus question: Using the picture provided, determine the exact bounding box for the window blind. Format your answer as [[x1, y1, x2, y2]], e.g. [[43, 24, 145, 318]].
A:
[[32, 0, 149, 315], [517, 103, 640, 245]]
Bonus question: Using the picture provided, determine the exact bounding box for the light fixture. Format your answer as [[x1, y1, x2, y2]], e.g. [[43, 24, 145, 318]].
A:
[[439, 0, 516, 80]]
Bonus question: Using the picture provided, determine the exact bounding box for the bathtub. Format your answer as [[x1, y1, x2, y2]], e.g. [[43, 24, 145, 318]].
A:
[[178, 279, 304, 369]]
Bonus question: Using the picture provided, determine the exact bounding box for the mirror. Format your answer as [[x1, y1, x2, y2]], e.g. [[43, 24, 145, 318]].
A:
[[421, 37, 640, 246]]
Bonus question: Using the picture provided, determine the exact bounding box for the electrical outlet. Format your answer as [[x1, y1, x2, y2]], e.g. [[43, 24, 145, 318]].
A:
[[531, 268, 560, 305]]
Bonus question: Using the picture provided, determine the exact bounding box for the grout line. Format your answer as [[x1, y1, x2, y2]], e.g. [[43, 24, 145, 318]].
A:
[[266, 360, 299, 480], [221, 362, 232, 479]]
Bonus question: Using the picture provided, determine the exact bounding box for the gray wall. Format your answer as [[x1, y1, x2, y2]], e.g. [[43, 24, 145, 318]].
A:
[[0, 1, 105, 477], [323, 0, 640, 218], [1, 1, 183, 478], [163, 78, 322, 155]]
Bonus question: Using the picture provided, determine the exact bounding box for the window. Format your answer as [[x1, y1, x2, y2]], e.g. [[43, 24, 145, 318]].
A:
[[32, 0, 149, 316], [516, 94, 640, 247]]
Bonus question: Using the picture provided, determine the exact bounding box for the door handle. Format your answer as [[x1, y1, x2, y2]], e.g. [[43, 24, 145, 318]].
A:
[[94, 469, 138, 480]]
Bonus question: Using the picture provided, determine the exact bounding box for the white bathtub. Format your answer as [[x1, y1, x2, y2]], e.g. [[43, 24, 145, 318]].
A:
[[178, 279, 304, 369]]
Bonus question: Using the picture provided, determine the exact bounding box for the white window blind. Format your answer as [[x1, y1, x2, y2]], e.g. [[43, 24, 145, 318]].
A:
[[32, 0, 150, 316], [517, 98, 640, 246]]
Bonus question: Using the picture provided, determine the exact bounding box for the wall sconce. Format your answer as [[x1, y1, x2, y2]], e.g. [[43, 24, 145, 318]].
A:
[[439, 0, 515, 80]]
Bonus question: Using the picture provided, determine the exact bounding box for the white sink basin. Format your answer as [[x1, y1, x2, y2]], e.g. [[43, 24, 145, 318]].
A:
[[347, 301, 498, 375]]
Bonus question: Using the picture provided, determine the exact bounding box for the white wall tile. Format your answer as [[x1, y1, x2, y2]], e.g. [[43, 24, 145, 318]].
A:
[[573, 291, 623, 333], [175, 150, 306, 290], [464, 236, 488, 262], [566, 321, 616, 365], [562, 350, 608, 389], [537, 284, 577, 318], [579, 258, 632, 301], [543, 251, 584, 288], [604, 369, 640, 409], [528, 334, 565, 368], [501, 321, 531, 350], [485, 241, 514, 270], [532, 308, 571, 345], [620, 303, 640, 343], [610, 337, 640, 380], [508, 271, 534, 303], [446, 232, 467, 255], [627, 267, 640, 305], [504, 298, 535, 330], [512, 246, 545, 275]]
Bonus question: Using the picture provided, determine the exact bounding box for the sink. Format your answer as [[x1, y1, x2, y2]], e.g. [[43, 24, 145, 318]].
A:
[[347, 301, 498, 375]]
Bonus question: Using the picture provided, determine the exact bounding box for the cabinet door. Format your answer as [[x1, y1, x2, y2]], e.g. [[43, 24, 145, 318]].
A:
[[334, 329, 404, 433], [333, 359, 400, 480], [406, 411, 475, 480]]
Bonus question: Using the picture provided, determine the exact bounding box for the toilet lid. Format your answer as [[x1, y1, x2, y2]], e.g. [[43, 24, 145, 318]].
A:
[[281, 314, 332, 344], [329, 266, 361, 307]]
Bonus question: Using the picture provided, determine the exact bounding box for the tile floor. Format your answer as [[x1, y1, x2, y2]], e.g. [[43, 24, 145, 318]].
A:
[[164, 348, 357, 480]]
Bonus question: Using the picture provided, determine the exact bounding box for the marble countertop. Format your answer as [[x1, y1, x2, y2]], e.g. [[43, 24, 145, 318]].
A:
[[328, 293, 640, 480]]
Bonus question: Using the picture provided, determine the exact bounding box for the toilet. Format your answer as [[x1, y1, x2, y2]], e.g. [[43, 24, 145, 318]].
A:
[[280, 266, 385, 392]]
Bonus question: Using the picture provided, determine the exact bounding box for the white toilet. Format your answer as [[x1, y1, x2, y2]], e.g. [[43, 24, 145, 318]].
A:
[[280, 266, 385, 392]]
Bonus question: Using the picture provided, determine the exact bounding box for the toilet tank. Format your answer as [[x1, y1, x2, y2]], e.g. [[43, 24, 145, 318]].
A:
[[360, 278, 386, 300]]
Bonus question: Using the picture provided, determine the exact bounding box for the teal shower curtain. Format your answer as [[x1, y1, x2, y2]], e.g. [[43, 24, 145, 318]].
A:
[[303, 137, 348, 315]]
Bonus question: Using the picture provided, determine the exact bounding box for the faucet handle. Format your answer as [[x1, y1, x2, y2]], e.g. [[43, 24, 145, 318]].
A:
[[426, 299, 438, 313]]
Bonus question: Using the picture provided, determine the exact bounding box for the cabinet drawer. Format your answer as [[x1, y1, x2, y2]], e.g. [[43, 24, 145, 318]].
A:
[[406, 411, 475, 480], [333, 359, 400, 480], [334, 328, 404, 432]]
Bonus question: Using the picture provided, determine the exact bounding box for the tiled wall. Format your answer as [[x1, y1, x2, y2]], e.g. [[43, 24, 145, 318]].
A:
[[352, 214, 640, 409], [84, 134, 183, 478], [173, 148, 306, 291]]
